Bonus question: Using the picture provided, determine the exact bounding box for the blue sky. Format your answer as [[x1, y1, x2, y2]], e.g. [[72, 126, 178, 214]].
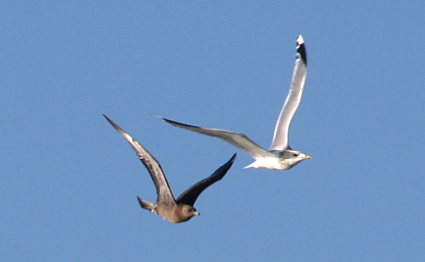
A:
[[2, 1, 424, 261]]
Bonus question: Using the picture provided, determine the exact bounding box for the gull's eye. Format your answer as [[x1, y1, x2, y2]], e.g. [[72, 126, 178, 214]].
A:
[[293, 153, 299, 157]]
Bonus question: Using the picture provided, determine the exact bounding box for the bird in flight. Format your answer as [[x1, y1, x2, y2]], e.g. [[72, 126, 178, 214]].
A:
[[104, 114, 236, 223], [158, 35, 311, 170]]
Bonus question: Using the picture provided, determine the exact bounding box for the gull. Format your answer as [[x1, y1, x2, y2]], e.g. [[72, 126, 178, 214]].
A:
[[104, 114, 236, 223], [158, 35, 311, 170]]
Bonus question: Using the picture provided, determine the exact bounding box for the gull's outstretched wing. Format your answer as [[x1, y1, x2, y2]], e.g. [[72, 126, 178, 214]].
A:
[[159, 117, 275, 159], [176, 153, 236, 206], [103, 114, 175, 206], [270, 34, 307, 151]]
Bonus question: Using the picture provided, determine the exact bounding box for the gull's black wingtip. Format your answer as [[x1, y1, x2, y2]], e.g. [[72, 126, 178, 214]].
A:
[[296, 34, 304, 45], [296, 34, 307, 66], [152, 114, 164, 120], [159, 117, 176, 126], [155, 115, 173, 124], [158, 116, 202, 130]]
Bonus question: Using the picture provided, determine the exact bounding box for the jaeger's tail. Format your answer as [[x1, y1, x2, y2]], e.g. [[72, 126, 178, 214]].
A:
[[137, 196, 154, 212]]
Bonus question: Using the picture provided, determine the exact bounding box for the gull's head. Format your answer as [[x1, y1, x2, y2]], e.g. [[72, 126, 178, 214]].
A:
[[282, 150, 312, 160], [278, 150, 312, 169], [300, 152, 312, 160]]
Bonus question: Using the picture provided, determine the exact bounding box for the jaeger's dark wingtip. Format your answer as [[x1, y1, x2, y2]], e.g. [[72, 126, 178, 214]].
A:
[[103, 114, 123, 131], [296, 34, 307, 66], [230, 153, 237, 162], [220, 153, 237, 172], [136, 196, 143, 207], [103, 114, 116, 126], [103, 114, 114, 125]]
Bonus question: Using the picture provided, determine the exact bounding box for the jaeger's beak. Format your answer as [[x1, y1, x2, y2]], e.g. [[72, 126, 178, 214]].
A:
[[304, 154, 312, 159], [194, 211, 201, 216]]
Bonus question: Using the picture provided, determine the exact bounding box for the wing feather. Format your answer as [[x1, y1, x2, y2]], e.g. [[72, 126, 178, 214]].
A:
[[176, 154, 236, 206], [104, 115, 175, 205], [159, 117, 274, 159], [270, 34, 307, 151]]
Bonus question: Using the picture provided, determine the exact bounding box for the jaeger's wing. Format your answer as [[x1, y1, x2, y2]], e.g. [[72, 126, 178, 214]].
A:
[[104, 115, 175, 206], [176, 154, 236, 206]]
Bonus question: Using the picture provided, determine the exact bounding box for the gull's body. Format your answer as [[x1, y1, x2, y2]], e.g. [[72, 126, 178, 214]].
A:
[[104, 114, 236, 223], [159, 35, 311, 170]]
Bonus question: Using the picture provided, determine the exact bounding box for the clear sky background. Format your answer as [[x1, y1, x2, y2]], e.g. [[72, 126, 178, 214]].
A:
[[2, 1, 424, 261]]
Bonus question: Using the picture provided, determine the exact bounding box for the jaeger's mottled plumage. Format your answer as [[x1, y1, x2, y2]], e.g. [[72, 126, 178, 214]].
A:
[[104, 114, 236, 223]]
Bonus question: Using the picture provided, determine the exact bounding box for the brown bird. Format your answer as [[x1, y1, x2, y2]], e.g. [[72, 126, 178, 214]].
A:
[[104, 114, 236, 223]]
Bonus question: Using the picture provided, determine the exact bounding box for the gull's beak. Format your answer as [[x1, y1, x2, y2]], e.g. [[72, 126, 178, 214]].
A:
[[303, 154, 312, 159]]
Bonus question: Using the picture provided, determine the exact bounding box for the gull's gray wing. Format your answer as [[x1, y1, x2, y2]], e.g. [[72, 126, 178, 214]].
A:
[[270, 34, 307, 151], [159, 117, 275, 159], [176, 153, 236, 206], [103, 114, 175, 206]]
